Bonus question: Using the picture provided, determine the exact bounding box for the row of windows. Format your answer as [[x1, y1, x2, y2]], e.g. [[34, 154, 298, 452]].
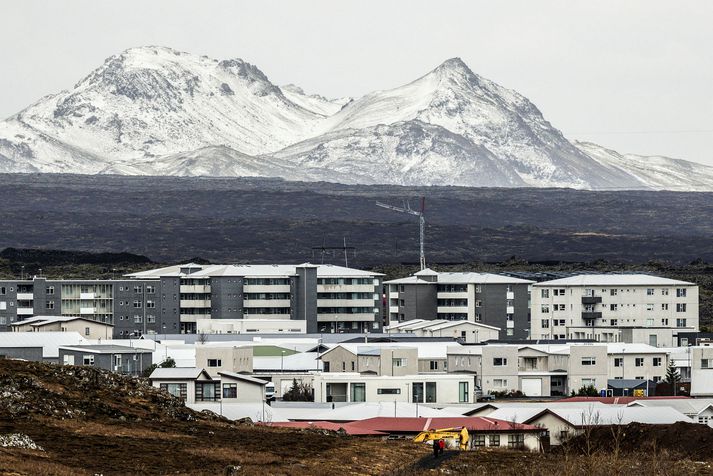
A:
[[613, 357, 663, 367], [244, 278, 290, 286], [244, 293, 291, 300], [317, 307, 376, 314], [318, 292, 374, 300], [318, 278, 374, 285], [541, 287, 688, 298]]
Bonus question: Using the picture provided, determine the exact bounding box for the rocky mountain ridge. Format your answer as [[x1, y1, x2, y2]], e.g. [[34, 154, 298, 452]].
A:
[[0, 46, 710, 190]]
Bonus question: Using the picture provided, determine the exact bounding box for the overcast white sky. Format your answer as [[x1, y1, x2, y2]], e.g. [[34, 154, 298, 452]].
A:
[[1, 0, 712, 164]]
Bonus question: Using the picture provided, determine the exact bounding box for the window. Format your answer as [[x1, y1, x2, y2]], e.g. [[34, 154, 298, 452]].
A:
[[610, 304, 618, 311], [146, 300, 156, 308], [377, 388, 401, 395], [677, 318, 687, 328], [134, 315, 142, 323], [553, 288, 565, 296], [412, 382, 424, 403], [47, 286, 54, 295], [133, 301, 142, 308], [84, 327, 90, 336], [610, 289, 618, 296], [649, 335, 658, 347], [662, 318, 669, 326], [493, 379, 508, 387], [508, 434, 525, 449], [160, 383, 187, 400], [699, 416, 710, 425], [662, 288, 669, 296], [541, 305, 550, 313], [393, 358, 407, 367], [560, 430, 570, 442], [647, 288, 655, 295], [646, 304, 654, 311], [489, 435, 500, 447], [702, 359, 711, 369], [646, 318, 654, 327], [429, 361, 439, 370], [677, 288, 687, 297], [222, 383, 237, 398], [582, 378, 596, 387], [473, 434, 486, 447], [147, 315, 156, 323], [0, 287, 5, 295], [426, 382, 437, 403], [506, 329, 514, 336], [146, 285, 155, 294], [207, 359, 222, 367], [458, 381, 469, 403], [662, 304, 669, 311], [610, 319, 618, 326], [475, 300, 482, 308], [46, 301, 54, 309], [614, 358, 623, 367], [635, 358, 644, 367], [493, 357, 508, 366], [677, 303, 687, 313], [653, 357, 662, 367], [541, 319, 550, 329], [581, 357, 596, 366], [83, 355, 94, 366], [541, 289, 549, 298], [351, 361, 355, 371]]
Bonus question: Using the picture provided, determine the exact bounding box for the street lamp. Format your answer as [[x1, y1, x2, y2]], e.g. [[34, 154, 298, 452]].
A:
[[281, 350, 286, 373]]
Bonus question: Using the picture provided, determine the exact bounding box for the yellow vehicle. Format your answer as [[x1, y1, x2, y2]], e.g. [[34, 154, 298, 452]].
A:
[[413, 427, 470, 451]]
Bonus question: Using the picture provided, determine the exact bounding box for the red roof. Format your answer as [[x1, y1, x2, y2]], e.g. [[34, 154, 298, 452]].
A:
[[262, 421, 386, 436], [558, 396, 691, 405], [347, 416, 541, 433]]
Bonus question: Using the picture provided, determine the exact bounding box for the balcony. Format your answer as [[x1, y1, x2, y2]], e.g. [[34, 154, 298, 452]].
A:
[[244, 299, 291, 308], [80, 307, 96, 315], [581, 296, 602, 305], [180, 300, 211, 308], [506, 306, 515, 314], [437, 306, 468, 314], [80, 292, 95, 300], [179, 285, 211, 293], [581, 311, 602, 320], [506, 291, 515, 300], [17, 307, 34, 316], [389, 306, 399, 314], [16, 293, 34, 300]]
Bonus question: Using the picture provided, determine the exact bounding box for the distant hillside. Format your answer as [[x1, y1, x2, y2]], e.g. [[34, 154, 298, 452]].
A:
[[1, 174, 713, 266]]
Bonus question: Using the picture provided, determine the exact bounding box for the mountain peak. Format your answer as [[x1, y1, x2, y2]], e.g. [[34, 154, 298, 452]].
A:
[[433, 57, 473, 77]]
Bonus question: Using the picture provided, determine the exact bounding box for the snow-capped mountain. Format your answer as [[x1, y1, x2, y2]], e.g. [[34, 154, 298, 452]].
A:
[[1, 46, 711, 190]]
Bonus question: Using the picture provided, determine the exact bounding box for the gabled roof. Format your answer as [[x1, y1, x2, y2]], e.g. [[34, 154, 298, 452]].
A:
[[523, 406, 692, 427], [127, 263, 382, 279], [218, 371, 269, 385], [533, 274, 694, 287], [149, 367, 213, 380], [263, 421, 386, 436]]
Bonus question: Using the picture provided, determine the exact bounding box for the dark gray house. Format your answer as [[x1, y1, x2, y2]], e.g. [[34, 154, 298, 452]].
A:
[[384, 269, 533, 340], [58, 344, 153, 375]]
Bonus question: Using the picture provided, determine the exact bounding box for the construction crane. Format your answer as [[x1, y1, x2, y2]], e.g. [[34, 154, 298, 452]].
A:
[[413, 427, 470, 451], [376, 197, 426, 270]]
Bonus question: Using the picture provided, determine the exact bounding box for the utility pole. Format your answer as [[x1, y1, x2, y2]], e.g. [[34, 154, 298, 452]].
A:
[[376, 197, 426, 270]]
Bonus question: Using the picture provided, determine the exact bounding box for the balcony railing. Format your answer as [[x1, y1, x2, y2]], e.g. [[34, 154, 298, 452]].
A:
[[582, 311, 602, 320], [581, 296, 602, 305]]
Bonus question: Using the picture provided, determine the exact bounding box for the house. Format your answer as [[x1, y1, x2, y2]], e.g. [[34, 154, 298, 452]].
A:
[[0, 331, 87, 363], [626, 398, 713, 427], [149, 367, 217, 404], [488, 406, 692, 446], [385, 319, 500, 343], [10, 315, 113, 339], [59, 344, 153, 375], [195, 344, 253, 377], [690, 346, 713, 396], [607, 379, 658, 397], [312, 372, 477, 404], [319, 342, 456, 376], [217, 371, 269, 403], [347, 417, 543, 451]]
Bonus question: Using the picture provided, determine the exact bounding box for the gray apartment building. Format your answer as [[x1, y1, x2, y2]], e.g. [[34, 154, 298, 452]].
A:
[[0, 263, 383, 338], [384, 269, 534, 340]]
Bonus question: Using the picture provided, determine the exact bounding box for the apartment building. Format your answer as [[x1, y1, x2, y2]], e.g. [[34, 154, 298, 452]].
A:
[[384, 269, 533, 340], [530, 275, 699, 344], [0, 263, 383, 338], [319, 342, 455, 376], [0, 277, 174, 336]]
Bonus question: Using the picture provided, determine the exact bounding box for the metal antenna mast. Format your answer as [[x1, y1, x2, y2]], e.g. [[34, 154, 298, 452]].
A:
[[376, 197, 426, 270]]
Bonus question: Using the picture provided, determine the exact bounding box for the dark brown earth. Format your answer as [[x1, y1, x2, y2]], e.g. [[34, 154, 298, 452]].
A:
[[1, 360, 712, 475]]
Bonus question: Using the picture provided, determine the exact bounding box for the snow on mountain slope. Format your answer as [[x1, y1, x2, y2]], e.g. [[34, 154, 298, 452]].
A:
[[272, 120, 527, 186], [1, 48, 712, 191], [280, 84, 350, 117], [100, 145, 305, 178], [320, 58, 644, 189], [576, 141, 713, 191], [0, 46, 323, 170]]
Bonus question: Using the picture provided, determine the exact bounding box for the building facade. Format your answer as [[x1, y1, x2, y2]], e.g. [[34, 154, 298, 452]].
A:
[[530, 275, 699, 344], [384, 269, 533, 340], [0, 263, 383, 338]]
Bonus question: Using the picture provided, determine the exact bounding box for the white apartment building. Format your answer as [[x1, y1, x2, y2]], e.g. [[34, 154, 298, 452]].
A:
[[531, 275, 698, 344]]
